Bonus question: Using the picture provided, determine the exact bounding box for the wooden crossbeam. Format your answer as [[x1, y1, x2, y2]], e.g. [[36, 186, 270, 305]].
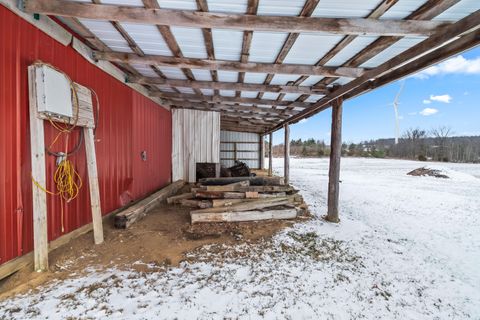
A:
[[23, 1, 451, 36], [167, 100, 295, 117], [142, 0, 203, 96], [150, 92, 313, 109], [129, 76, 328, 95], [93, 51, 365, 78], [272, 9, 480, 131], [257, 0, 320, 100], [195, 0, 219, 96]]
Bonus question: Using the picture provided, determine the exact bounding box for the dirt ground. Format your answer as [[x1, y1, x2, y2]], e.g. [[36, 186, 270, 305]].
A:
[[0, 193, 298, 299]]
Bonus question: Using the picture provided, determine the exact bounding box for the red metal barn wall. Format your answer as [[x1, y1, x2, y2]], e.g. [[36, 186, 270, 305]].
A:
[[0, 6, 172, 266]]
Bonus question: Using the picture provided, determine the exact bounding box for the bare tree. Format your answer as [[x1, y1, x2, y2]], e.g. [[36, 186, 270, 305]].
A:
[[431, 126, 452, 161]]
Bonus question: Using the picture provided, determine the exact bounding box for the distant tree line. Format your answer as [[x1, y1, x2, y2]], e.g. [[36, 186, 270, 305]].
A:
[[270, 126, 480, 163]]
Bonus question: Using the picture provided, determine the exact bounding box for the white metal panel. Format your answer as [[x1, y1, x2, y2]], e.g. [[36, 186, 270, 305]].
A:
[[257, 0, 306, 16], [283, 33, 344, 64], [249, 32, 289, 63], [130, 63, 159, 77], [200, 88, 215, 95], [324, 36, 378, 66], [244, 73, 268, 84], [191, 69, 213, 81], [270, 74, 302, 85], [300, 76, 324, 86], [312, 0, 383, 18], [78, 19, 132, 52], [380, 0, 429, 19], [207, 0, 248, 13], [171, 27, 208, 58], [172, 109, 221, 182], [211, 29, 243, 61], [262, 92, 280, 100], [35, 65, 73, 117], [241, 91, 260, 98], [158, 66, 188, 79], [219, 90, 236, 97], [120, 23, 173, 56], [361, 37, 426, 68], [282, 93, 302, 101], [160, 0, 198, 10], [220, 130, 261, 169], [217, 70, 239, 82], [433, 0, 480, 21]]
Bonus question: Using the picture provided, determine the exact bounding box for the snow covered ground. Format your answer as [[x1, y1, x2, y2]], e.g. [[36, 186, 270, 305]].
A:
[[1, 158, 479, 319]]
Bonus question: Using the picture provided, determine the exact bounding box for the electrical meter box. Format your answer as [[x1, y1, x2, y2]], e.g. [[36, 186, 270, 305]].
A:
[[35, 65, 73, 118]]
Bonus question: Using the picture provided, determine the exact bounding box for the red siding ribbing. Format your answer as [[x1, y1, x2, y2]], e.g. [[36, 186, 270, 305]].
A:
[[0, 6, 172, 266]]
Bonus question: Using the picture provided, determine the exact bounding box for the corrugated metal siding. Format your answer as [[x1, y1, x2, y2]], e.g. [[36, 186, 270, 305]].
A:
[[220, 131, 261, 169], [0, 6, 171, 266], [172, 109, 220, 183]]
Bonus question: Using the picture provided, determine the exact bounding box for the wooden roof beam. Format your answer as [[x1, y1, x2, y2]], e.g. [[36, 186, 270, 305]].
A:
[[130, 76, 329, 95], [165, 100, 296, 117], [150, 92, 313, 109], [23, 1, 451, 37], [92, 51, 366, 78]]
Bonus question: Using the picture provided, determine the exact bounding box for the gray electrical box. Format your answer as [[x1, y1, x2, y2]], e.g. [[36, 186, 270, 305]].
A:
[[35, 65, 73, 118]]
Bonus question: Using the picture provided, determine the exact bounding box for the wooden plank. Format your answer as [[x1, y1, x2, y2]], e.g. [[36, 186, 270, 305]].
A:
[[131, 75, 327, 95], [28, 66, 48, 272], [84, 127, 104, 244], [191, 208, 298, 223], [326, 97, 343, 223], [114, 180, 186, 228], [199, 176, 284, 186], [24, 1, 450, 36], [284, 124, 290, 185], [268, 132, 273, 176], [206, 180, 250, 192], [0, 205, 119, 282], [93, 51, 366, 78], [152, 92, 313, 109], [191, 197, 290, 214], [167, 192, 193, 204], [168, 101, 296, 116], [179, 199, 212, 208]]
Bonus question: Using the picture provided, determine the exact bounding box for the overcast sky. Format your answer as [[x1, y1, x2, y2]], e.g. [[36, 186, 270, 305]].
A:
[[271, 46, 480, 145]]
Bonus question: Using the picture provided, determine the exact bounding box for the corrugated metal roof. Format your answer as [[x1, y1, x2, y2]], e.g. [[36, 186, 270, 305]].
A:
[[54, 0, 479, 131]]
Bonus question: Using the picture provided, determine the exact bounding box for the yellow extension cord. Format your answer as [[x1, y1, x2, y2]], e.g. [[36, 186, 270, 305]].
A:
[[31, 62, 84, 232]]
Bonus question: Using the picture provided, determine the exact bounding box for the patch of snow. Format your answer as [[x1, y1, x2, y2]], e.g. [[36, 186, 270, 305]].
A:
[[1, 158, 479, 319]]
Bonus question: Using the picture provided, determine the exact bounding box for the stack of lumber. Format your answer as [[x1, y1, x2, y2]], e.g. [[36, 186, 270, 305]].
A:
[[166, 177, 308, 224], [115, 180, 185, 228]]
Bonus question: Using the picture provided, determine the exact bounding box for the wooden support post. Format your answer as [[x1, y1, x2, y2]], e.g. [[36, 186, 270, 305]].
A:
[[84, 127, 104, 244], [284, 124, 290, 185], [326, 97, 343, 223], [268, 132, 273, 176], [259, 134, 265, 169], [28, 66, 49, 271]]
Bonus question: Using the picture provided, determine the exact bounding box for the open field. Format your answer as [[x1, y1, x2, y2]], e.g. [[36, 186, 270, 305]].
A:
[[1, 158, 479, 319]]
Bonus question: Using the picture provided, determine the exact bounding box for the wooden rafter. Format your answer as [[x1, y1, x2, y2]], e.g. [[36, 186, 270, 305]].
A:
[[92, 51, 366, 78], [150, 92, 314, 109], [91, 0, 174, 93], [270, 9, 480, 131], [237, 0, 259, 97], [141, 0, 203, 96], [24, 1, 450, 36], [129, 76, 328, 95], [165, 100, 296, 117], [195, 0, 219, 96], [257, 0, 320, 100]]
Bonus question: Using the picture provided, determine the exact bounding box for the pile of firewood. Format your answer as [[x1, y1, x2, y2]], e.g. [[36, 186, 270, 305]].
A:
[[167, 176, 309, 223]]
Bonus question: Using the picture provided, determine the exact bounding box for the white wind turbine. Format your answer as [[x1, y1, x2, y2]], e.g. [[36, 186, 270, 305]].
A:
[[391, 81, 405, 144]]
